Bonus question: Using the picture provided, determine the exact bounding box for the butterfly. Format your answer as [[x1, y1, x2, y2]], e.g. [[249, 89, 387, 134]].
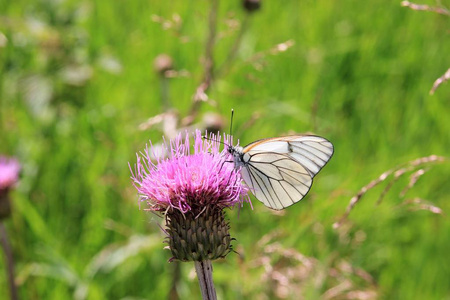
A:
[[228, 135, 334, 210]]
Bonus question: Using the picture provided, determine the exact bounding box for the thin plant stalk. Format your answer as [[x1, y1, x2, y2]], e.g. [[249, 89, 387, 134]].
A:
[[215, 12, 251, 77], [194, 260, 217, 300], [182, 0, 219, 126], [168, 261, 181, 300], [0, 223, 18, 300], [160, 75, 170, 111]]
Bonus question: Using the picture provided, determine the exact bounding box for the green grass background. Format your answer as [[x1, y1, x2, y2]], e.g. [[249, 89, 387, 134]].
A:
[[1, 0, 450, 299]]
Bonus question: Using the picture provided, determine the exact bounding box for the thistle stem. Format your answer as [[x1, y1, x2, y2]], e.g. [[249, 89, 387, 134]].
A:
[[194, 260, 217, 300], [0, 223, 18, 300]]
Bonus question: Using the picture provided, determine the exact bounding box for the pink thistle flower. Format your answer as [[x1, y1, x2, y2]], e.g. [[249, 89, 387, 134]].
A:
[[130, 130, 249, 214], [130, 130, 249, 262], [0, 157, 20, 192], [0, 156, 20, 220]]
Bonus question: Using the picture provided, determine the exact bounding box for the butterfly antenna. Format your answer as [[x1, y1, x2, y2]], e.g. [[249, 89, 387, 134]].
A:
[[230, 109, 234, 136]]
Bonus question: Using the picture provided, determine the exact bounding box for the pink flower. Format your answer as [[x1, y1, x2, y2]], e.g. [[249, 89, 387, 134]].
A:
[[0, 156, 20, 191], [130, 130, 249, 261], [0, 156, 20, 220], [130, 130, 249, 214]]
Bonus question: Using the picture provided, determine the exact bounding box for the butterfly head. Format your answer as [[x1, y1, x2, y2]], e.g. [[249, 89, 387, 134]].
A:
[[228, 145, 246, 168]]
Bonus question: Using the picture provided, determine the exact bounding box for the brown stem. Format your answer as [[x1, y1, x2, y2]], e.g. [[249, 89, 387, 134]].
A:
[[0, 223, 18, 300], [430, 68, 450, 95], [401, 1, 450, 16], [182, 0, 220, 127]]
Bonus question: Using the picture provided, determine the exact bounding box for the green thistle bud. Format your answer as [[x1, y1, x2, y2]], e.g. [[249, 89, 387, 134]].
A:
[[166, 208, 232, 262]]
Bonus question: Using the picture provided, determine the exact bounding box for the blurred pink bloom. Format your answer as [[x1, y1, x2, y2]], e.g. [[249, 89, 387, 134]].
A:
[[0, 156, 20, 191], [130, 130, 249, 213]]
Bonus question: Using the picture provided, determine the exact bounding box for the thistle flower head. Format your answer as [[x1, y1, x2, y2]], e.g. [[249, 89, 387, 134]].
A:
[[131, 130, 248, 213], [130, 130, 249, 262], [0, 156, 20, 191], [0, 156, 20, 220]]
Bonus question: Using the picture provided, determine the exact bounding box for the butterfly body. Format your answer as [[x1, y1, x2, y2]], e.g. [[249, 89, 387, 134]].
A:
[[228, 135, 334, 210], [229, 145, 246, 168]]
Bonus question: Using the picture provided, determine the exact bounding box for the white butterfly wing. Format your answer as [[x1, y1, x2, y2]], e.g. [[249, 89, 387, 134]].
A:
[[241, 135, 333, 210]]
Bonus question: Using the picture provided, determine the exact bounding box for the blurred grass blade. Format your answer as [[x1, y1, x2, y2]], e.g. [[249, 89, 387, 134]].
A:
[[17, 262, 79, 287], [84, 234, 160, 279], [14, 194, 57, 247]]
